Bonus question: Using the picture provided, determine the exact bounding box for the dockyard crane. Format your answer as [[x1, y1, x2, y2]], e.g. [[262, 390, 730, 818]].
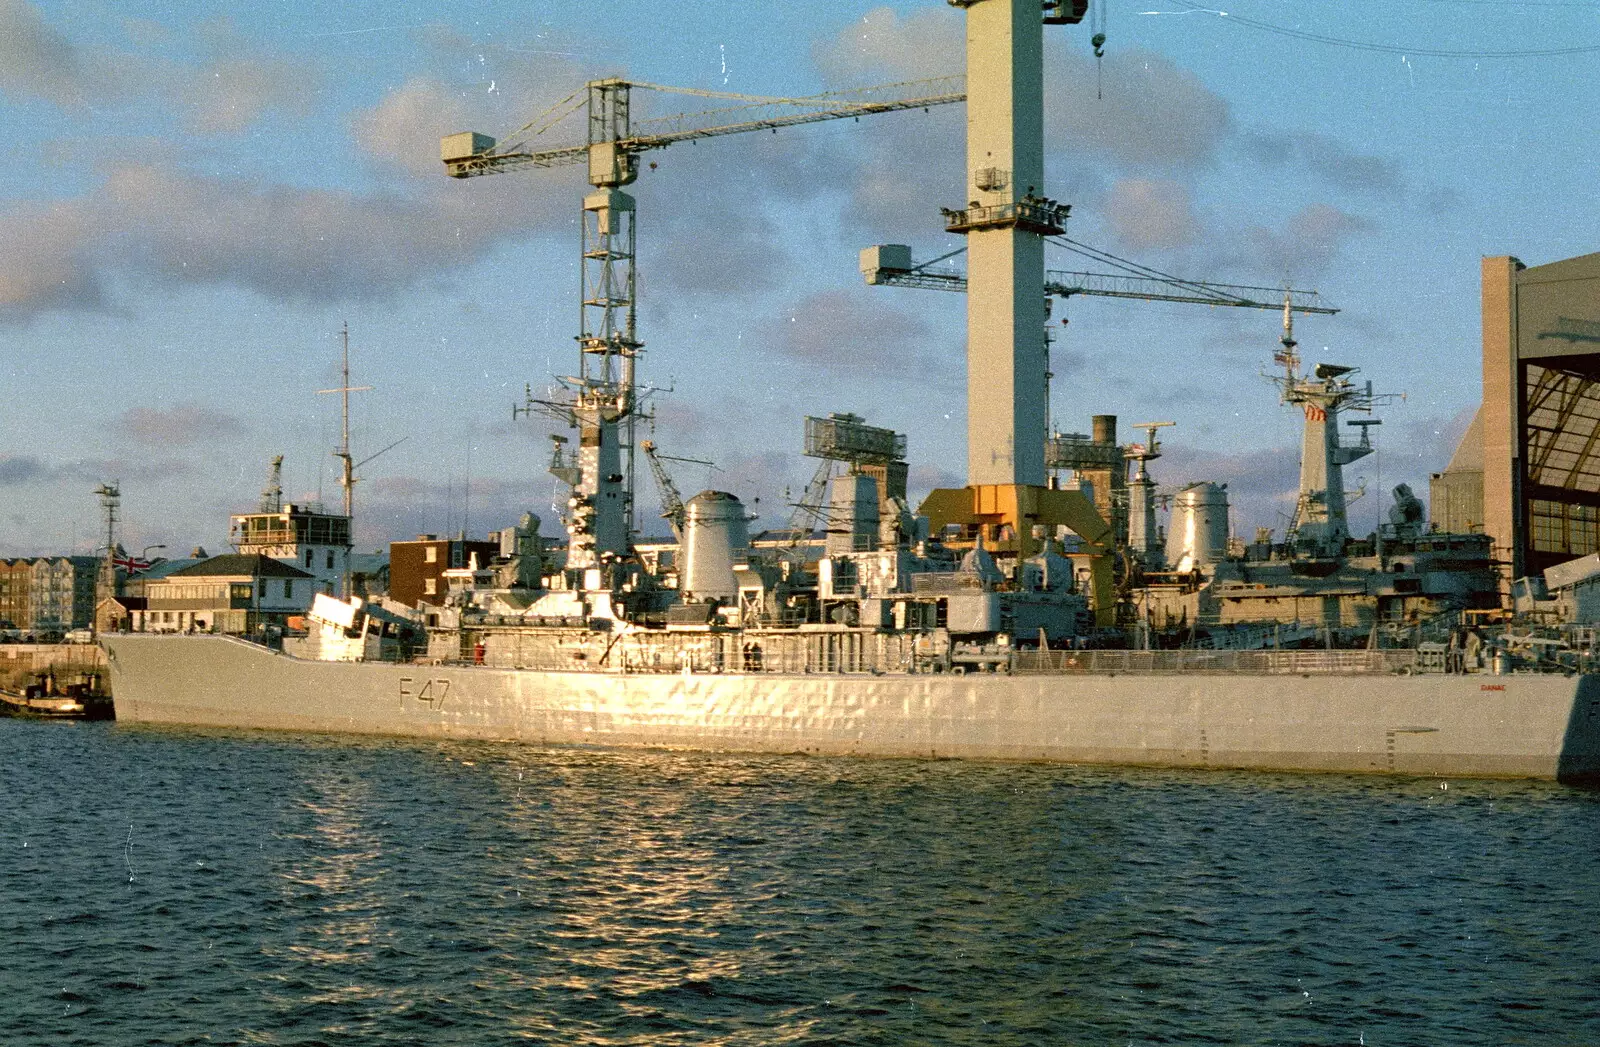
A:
[[441, 76, 965, 551], [779, 414, 910, 562]]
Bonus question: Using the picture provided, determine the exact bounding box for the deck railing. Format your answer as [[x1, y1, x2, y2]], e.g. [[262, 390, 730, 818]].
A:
[[1012, 648, 1419, 675]]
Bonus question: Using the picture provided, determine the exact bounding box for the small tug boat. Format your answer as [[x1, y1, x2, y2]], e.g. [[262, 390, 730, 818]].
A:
[[0, 670, 114, 721]]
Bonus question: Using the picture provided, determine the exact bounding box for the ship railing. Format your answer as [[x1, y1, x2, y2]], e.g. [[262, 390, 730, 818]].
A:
[[1013, 648, 1420, 675]]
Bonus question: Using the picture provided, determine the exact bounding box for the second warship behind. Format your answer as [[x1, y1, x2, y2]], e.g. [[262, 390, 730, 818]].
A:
[[101, 1, 1600, 781]]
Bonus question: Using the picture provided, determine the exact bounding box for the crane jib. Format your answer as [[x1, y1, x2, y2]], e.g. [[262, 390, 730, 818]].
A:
[[447, 91, 967, 177]]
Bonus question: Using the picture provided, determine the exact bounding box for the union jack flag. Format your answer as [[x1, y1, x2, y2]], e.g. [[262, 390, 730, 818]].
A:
[[112, 552, 154, 575]]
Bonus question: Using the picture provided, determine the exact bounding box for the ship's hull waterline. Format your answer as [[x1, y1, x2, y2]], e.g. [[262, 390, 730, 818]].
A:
[[102, 635, 1600, 781]]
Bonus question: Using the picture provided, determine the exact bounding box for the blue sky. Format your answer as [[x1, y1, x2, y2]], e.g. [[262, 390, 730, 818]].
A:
[[2, 0, 1598, 557]]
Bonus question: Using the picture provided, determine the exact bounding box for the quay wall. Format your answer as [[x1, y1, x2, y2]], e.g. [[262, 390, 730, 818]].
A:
[[1, 644, 108, 691]]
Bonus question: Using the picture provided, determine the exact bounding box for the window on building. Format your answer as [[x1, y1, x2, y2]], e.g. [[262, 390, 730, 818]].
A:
[[1531, 499, 1600, 556], [424, 546, 437, 564], [283, 580, 293, 599], [326, 551, 334, 570], [423, 578, 437, 595], [305, 550, 314, 567]]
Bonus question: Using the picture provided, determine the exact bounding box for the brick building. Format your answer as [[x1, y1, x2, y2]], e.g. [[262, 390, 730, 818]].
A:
[[389, 535, 499, 608], [17, 557, 99, 634], [0, 559, 30, 629]]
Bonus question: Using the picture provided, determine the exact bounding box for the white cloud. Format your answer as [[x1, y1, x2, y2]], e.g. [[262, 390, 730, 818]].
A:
[[756, 287, 945, 374], [0, 202, 101, 312], [1240, 129, 1403, 194], [1100, 178, 1200, 251], [0, 0, 107, 106], [0, 4, 310, 133], [814, 8, 1232, 171], [115, 404, 246, 447], [0, 455, 48, 485], [1251, 203, 1377, 279], [0, 158, 577, 321], [177, 56, 320, 134]]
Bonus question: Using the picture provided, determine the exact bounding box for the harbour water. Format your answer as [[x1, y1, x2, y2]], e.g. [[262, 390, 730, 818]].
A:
[[4, 717, 1599, 1045]]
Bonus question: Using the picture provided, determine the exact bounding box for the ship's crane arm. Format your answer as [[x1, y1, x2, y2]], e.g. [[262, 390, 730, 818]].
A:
[[443, 76, 966, 182], [641, 440, 713, 542], [640, 440, 685, 539]]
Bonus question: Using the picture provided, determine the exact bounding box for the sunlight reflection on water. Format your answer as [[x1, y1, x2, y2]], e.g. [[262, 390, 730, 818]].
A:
[[4, 720, 1600, 1045]]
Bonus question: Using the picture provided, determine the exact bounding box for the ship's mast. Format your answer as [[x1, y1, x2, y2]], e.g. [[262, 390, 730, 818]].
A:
[[316, 322, 369, 597], [1272, 300, 1392, 559], [521, 152, 639, 588], [260, 455, 284, 513], [1126, 421, 1174, 568], [337, 323, 355, 521], [93, 480, 121, 600]]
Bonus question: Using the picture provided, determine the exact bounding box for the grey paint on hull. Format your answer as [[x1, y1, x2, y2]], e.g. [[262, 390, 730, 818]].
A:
[[101, 635, 1600, 781]]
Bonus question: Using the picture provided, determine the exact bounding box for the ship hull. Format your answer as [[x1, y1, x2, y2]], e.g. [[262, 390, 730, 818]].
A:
[[102, 635, 1600, 781]]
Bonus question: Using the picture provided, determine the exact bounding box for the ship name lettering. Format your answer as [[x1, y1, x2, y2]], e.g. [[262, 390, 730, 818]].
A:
[[1480, 684, 1507, 692], [407, 678, 450, 707]]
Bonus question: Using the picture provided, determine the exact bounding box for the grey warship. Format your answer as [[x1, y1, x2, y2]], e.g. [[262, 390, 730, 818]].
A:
[[101, 1, 1600, 781]]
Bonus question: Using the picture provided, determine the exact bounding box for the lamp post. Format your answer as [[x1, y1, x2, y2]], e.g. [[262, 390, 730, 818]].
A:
[[141, 544, 166, 565]]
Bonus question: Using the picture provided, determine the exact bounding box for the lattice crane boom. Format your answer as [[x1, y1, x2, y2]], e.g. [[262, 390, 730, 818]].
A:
[[641, 440, 713, 542], [861, 245, 1338, 315], [640, 440, 687, 539], [441, 76, 966, 183]]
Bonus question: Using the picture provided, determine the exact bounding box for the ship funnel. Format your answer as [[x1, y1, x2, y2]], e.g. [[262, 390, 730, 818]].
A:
[[1165, 482, 1230, 572], [681, 491, 750, 602]]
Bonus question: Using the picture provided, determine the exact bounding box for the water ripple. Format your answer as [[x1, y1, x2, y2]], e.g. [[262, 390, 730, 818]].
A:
[[4, 719, 1600, 1044]]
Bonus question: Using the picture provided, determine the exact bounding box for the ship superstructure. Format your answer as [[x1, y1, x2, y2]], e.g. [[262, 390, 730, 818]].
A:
[[1122, 307, 1496, 647]]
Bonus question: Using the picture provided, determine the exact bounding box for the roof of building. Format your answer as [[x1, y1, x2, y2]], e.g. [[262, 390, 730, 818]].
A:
[[1443, 409, 1482, 474], [2, 555, 100, 567], [350, 553, 389, 575], [164, 554, 316, 580], [132, 558, 204, 581]]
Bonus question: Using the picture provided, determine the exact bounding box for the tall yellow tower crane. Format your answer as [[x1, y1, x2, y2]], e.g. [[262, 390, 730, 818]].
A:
[[439, 75, 964, 575]]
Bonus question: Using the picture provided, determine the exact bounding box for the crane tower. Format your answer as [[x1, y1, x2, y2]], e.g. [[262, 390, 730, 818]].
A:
[[945, 0, 1071, 487], [443, 75, 964, 588]]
